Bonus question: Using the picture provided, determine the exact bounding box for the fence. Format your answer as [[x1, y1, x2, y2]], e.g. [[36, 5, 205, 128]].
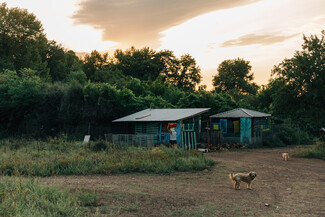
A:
[[105, 133, 156, 148], [200, 122, 316, 147], [201, 128, 270, 147]]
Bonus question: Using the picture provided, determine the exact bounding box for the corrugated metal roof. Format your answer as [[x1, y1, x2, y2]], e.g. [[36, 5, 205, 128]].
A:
[[210, 108, 271, 118], [113, 108, 210, 122]]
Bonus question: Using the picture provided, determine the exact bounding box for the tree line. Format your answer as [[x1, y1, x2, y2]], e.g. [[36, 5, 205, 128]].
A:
[[0, 3, 324, 140]]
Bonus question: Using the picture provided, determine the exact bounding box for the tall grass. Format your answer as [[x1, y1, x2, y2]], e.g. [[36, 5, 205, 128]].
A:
[[294, 141, 325, 160], [0, 177, 84, 216], [0, 139, 216, 176]]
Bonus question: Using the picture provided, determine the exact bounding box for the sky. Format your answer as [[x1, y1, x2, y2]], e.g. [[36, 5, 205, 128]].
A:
[[5, 0, 325, 89]]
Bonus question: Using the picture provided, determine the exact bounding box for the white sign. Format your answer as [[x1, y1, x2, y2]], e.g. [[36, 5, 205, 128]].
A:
[[83, 135, 90, 143]]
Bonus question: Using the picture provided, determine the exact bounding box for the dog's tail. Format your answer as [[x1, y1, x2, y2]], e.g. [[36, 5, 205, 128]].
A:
[[229, 173, 235, 183]]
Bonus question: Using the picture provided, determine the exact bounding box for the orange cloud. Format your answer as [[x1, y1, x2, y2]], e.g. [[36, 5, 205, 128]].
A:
[[72, 0, 261, 49], [220, 33, 299, 47]]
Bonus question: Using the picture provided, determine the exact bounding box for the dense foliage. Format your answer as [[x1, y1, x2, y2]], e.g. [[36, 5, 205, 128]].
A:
[[0, 3, 47, 72], [270, 31, 325, 132]]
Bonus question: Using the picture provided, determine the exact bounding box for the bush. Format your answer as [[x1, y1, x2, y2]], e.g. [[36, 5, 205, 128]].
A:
[[264, 123, 313, 147], [263, 135, 286, 147], [89, 140, 108, 152], [294, 141, 325, 160]]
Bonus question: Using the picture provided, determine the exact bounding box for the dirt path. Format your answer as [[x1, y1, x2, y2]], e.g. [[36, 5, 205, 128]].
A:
[[43, 148, 325, 216]]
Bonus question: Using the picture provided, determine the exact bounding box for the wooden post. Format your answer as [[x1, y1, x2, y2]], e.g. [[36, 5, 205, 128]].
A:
[[207, 121, 209, 146], [194, 132, 197, 150]]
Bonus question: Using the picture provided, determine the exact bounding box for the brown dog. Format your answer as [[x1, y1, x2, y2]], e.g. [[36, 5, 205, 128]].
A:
[[282, 153, 289, 161], [229, 172, 257, 190]]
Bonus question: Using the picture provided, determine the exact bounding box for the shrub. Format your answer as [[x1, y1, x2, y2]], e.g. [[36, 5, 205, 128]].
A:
[[264, 123, 313, 147], [89, 140, 108, 152], [263, 135, 286, 147], [294, 141, 325, 160]]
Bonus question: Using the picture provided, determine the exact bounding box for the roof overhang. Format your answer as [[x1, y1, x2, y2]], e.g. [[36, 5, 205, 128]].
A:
[[210, 108, 271, 119], [113, 108, 210, 122]]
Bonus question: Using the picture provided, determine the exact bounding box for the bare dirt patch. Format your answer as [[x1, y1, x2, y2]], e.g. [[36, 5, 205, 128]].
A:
[[42, 147, 325, 216]]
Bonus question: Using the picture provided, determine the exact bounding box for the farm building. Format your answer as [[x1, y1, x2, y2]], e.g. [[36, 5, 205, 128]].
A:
[[111, 108, 210, 149], [210, 108, 271, 146]]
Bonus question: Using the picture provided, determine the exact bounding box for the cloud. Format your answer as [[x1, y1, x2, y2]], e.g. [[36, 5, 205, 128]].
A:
[[220, 33, 299, 47], [72, 0, 261, 49]]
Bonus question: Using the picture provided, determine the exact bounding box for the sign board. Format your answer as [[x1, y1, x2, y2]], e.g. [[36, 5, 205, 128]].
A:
[[213, 122, 220, 130], [83, 135, 90, 143]]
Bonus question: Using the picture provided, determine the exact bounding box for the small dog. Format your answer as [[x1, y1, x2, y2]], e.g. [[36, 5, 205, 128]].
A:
[[282, 153, 289, 161], [229, 171, 257, 190]]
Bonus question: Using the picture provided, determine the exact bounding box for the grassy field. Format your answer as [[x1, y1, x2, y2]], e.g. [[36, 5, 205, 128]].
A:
[[0, 177, 95, 216], [40, 147, 325, 216], [0, 138, 215, 176], [1, 138, 324, 216], [0, 138, 216, 216]]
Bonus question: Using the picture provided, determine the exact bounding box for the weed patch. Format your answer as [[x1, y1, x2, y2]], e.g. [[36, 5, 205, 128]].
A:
[[293, 142, 325, 160], [0, 177, 84, 216], [0, 140, 216, 176], [76, 190, 98, 207]]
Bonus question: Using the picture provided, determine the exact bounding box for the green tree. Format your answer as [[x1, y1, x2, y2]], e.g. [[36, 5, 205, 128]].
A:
[[148, 75, 185, 105], [154, 50, 179, 81], [44, 41, 83, 82], [65, 50, 82, 72], [271, 30, 325, 130], [113, 47, 161, 81], [139, 95, 174, 109], [46, 41, 68, 81], [67, 70, 87, 85], [125, 78, 148, 96], [170, 54, 202, 91], [111, 47, 201, 91], [253, 78, 286, 115], [83, 83, 145, 122], [213, 58, 258, 97], [0, 3, 48, 71], [83, 50, 109, 80], [92, 68, 126, 85], [0, 70, 43, 132], [178, 91, 236, 114]]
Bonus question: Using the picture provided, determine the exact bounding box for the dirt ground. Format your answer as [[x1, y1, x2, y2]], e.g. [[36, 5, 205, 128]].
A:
[[43, 147, 325, 217]]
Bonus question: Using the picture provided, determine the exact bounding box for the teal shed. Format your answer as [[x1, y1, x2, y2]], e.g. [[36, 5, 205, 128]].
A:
[[210, 108, 271, 146]]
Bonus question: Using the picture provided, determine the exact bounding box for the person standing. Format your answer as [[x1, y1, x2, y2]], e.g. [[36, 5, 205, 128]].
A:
[[167, 123, 178, 147]]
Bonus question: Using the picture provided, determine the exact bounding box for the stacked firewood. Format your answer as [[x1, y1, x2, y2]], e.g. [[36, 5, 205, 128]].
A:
[[204, 143, 243, 151]]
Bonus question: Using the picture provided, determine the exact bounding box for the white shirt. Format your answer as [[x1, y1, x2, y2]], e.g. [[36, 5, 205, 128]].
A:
[[170, 131, 176, 141]]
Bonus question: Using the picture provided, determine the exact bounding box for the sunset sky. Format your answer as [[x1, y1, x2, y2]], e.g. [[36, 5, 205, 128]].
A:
[[5, 0, 325, 89]]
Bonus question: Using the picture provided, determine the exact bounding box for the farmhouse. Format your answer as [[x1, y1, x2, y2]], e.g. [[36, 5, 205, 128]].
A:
[[210, 108, 271, 146], [111, 108, 210, 150]]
